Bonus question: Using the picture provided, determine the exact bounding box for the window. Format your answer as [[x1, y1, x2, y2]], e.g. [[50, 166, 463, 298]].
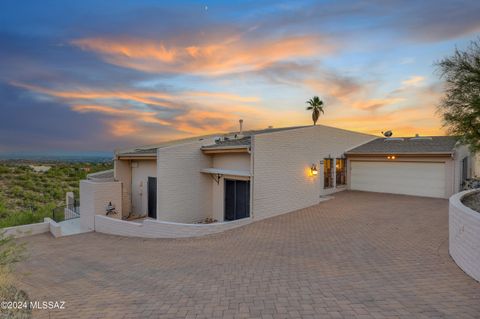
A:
[[224, 180, 250, 221], [324, 158, 333, 188], [336, 158, 346, 186]]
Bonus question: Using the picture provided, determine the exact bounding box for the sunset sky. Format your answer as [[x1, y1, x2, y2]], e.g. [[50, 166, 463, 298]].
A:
[[1, 0, 480, 152]]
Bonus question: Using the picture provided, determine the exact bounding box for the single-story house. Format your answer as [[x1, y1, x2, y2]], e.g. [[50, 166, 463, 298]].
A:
[[83, 124, 474, 225]]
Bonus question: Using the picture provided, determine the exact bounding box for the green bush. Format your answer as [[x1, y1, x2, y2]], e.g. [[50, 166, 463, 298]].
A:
[[0, 161, 112, 227]]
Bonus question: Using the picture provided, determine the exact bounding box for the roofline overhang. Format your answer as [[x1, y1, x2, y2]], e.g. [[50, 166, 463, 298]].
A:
[[201, 146, 250, 154], [345, 152, 453, 157], [116, 154, 157, 160]]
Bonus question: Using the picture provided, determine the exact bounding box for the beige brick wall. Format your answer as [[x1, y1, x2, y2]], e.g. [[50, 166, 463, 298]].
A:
[[156, 138, 215, 223], [80, 180, 123, 230], [212, 153, 250, 171], [114, 159, 132, 217], [252, 125, 374, 220], [449, 189, 480, 282], [131, 160, 156, 216], [211, 153, 251, 221]]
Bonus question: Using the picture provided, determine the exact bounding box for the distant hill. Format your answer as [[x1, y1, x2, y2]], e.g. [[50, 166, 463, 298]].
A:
[[0, 152, 113, 163]]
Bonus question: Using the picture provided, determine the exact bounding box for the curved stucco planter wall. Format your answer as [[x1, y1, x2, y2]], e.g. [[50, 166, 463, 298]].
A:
[[449, 189, 480, 282], [94, 215, 252, 238]]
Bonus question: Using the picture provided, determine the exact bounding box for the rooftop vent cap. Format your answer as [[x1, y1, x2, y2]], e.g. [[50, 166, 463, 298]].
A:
[[382, 130, 393, 137]]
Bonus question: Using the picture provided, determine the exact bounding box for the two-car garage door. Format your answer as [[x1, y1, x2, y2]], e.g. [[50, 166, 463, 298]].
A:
[[350, 161, 446, 198]]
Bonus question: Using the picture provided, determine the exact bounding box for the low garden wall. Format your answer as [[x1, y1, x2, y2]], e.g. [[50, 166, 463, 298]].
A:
[[95, 215, 252, 238], [449, 189, 480, 282], [3, 218, 61, 238]]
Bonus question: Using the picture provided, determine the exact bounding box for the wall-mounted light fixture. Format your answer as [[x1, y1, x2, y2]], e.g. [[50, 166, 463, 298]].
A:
[[387, 155, 397, 160], [310, 164, 318, 176]]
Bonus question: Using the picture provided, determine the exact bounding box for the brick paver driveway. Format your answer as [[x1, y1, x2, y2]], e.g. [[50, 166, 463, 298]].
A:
[[16, 191, 480, 318]]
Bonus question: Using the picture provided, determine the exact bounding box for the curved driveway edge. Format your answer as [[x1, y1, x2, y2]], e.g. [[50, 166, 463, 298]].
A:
[[449, 189, 480, 282]]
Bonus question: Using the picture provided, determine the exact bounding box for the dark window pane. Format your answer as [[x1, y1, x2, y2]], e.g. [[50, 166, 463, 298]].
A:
[[224, 180, 236, 221]]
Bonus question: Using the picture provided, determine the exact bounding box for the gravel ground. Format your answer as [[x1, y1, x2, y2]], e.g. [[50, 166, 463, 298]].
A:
[[461, 192, 480, 213]]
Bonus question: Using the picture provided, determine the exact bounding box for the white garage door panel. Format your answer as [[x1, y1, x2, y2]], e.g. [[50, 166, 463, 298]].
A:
[[351, 161, 446, 198]]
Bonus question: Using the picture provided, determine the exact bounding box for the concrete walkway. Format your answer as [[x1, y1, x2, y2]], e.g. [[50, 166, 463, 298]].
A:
[[16, 191, 480, 318]]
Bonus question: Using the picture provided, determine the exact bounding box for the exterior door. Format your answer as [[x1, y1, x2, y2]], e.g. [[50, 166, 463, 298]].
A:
[[147, 177, 157, 219], [224, 179, 250, 221], [350, 161, 446, 198]]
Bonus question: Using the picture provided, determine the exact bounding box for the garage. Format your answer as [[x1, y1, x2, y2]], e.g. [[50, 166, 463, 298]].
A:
[[345, 136, 470, 199], [350, 161, 446, 198]]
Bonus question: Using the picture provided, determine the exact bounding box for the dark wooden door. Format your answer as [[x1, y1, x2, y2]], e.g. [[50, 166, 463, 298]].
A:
[[147, 177, 157, 219], [224, 179, 250, 221]]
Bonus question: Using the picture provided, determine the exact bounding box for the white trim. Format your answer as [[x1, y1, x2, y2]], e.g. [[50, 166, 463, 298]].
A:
[[201, 168, 251, 177]]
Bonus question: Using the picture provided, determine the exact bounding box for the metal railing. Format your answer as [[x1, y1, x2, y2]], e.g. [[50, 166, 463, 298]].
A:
[[52, 200, 80, 223]]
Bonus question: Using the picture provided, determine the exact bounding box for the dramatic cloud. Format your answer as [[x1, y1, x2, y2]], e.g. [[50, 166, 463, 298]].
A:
[[1, 0, 479, 151], [72, 34, 334, 75]]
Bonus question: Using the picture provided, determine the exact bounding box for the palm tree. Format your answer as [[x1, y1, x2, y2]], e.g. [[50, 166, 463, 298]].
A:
[[306, 96, 325, 125]]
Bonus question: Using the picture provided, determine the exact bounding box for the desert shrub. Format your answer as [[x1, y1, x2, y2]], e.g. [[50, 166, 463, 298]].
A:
[[0, 166, 9, 175], [0, 205, 54, 228], [0, 234, 30, 319]]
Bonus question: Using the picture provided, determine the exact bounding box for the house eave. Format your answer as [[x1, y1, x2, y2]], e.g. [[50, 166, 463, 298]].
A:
[[116, 154, 157, 160], [201, 146, 250, 154], [345, 152, 453, 157]]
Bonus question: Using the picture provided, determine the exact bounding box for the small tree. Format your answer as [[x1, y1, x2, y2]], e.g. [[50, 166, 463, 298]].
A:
[[306, 96, 325, 125], [436, 39, 480, 151]]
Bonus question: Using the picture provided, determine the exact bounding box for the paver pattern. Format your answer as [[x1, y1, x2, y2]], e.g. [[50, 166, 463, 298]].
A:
[[15, 191, 480, 318]]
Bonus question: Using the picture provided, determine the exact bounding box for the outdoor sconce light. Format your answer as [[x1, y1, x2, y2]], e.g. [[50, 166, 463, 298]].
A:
[[310, 164, 318, 176]]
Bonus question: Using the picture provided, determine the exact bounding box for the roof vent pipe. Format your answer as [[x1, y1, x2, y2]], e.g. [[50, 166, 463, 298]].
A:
[[239, 119, 243, 135]]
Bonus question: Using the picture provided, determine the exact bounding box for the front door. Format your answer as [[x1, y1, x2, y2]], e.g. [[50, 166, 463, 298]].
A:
[[147, 177, 157, 219], [224, 179, 250, 221]]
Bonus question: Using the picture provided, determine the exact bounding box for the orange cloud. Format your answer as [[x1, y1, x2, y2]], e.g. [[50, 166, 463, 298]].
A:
[[174, 109, 239, 135], [71, 104, 171, 126], [107, 120, 138, 136], [402, 75, 425, 87], [73, 38, 177, 62], [351, 98, 404, 111], [72, 35, 333, 75], [10, 81, 258, 106]]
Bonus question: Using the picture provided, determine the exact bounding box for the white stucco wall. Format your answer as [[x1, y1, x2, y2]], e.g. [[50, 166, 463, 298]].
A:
[[211, 153, 251, 221], [95, 215, 252, 238], [252, 125, 374, 220], [156, 138, 215, 223], [2, 218, 61, 238], [131, 160, 156, 216], [80, 180, 123, 230], [449, 189, 480, 282]]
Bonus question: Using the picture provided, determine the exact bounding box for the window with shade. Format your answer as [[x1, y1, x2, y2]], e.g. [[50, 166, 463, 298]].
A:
[[324, 158, 334, 189], [336, 158, 346, 186]]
